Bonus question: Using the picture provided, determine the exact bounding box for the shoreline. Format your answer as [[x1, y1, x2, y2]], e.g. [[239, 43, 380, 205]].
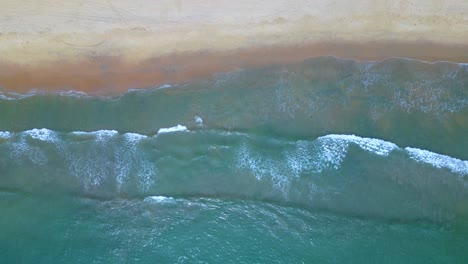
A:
[[1, 41, 468, 95], [1, 0, 467, 94]]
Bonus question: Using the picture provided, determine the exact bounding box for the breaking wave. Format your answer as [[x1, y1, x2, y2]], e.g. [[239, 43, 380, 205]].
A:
[[1, 128, 467, 222]]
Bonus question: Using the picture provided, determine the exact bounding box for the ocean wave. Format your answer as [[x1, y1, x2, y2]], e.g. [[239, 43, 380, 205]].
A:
[[24, 128, 59, 142], [405, 147, 468, 176], [71, 130, 118, 137], [144, 195, 176, 204], [157, 124, 188, 134], [0, 131, 12, 139], [1, 128, 467, 221], [318, 134, 398, 156], [124, 132, 148, 143], [1, 129, 466, 175]]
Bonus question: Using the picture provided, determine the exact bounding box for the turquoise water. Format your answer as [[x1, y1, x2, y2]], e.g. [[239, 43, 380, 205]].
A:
[[1, 57, 467, 263]]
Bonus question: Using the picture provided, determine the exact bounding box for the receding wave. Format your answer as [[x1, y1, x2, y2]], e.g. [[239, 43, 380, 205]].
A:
[[1, 128, 467, 222]]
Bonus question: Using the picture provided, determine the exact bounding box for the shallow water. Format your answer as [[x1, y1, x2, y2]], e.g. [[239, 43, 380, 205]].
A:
[[1, 57, 467, 263]]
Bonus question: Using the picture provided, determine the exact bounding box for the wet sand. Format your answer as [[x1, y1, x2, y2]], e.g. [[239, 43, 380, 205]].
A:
[[1, 41, 468, 95], [1, 0, 467, 94]]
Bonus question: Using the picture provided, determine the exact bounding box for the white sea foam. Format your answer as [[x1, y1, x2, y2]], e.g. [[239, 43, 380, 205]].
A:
[[194, 116, 203, 125], [236, 134, 467, 200], [237, 143, 269, 181], [319, 134, 398, 156], [0, 90, 38, 100], [124, 132, 147, 143], [237, 135, 394, 196], [405, 147, 468, 176], [0, 92, 16, 100], [459, 63, 468, 72], [0, 89, 90, 100], [57, 90, 89, 97], [94, 130, 118, 140], [2, 128, 152, 192], [145, 196, 175, 204], [312, 138, 349, 171], [285, 139, 348, 175], [237, 142, 297, 195], [158, 84, 173, 89], [70, 131, 93, 136], [65, 130, 156, 192], [8, 135, 49, 165], [24, 128, 58, 142], [237, 134, 400, 193], [71, 130, 119, 141], [0, 131, 12, 139], [157, 124, 188, 134]]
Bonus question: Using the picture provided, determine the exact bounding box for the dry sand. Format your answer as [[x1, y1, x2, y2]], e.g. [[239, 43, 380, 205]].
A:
[[1, 0, 467, 94]]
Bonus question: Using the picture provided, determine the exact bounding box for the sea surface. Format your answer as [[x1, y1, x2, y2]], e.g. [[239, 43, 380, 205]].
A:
[[1, 57, 467, 263]]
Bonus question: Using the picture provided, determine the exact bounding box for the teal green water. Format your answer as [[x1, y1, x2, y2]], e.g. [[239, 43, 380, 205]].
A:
[[1, 57, 467, 263]]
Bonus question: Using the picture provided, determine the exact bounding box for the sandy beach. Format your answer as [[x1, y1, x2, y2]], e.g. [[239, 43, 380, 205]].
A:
[[1, 0, 467, 94]]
